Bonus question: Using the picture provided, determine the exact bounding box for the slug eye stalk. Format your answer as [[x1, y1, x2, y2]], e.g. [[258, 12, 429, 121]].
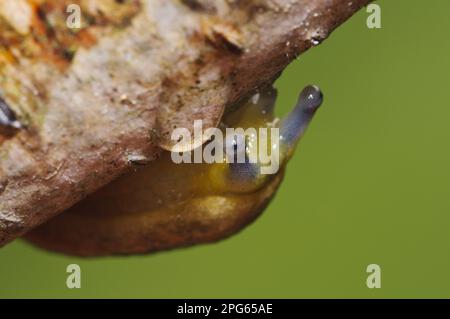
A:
[[279, 85, 323, 157]]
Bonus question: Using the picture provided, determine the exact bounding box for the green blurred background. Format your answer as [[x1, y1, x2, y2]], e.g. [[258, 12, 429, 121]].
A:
[[1, 0, 450, 298]]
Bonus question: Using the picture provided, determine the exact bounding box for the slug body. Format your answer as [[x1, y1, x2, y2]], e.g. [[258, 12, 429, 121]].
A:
[[26, 85, 323, 256]]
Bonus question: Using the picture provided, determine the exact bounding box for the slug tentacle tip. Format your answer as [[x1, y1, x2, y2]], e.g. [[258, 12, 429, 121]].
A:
[[279, 85, 323, 151]]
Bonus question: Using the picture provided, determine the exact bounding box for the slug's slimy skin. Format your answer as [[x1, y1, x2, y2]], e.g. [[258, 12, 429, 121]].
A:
[[26, 85, 323, 256]]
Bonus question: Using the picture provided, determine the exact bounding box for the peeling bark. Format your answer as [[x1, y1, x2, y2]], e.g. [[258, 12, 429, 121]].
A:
[[0, 0, 370, 247]]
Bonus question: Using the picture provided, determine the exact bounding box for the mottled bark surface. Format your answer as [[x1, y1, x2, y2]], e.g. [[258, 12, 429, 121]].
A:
[[0, 0, 370, 246]]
